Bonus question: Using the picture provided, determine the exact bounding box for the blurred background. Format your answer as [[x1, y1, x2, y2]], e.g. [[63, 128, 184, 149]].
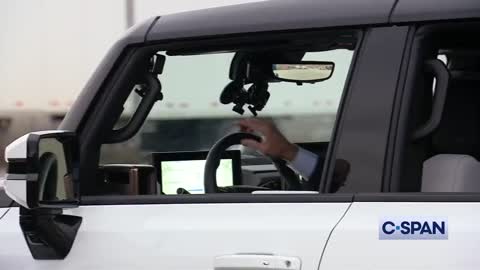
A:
[[0, 0, 267, 175], [1, 0, 349, 180]]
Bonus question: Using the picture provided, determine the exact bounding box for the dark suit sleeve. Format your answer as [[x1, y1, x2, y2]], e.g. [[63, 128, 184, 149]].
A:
[[302, 155, 325, 191], [304, 157, 350, 193]]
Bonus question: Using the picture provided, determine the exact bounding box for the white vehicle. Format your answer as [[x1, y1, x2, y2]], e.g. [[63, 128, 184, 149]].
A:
[[2, 0, 480, 269]]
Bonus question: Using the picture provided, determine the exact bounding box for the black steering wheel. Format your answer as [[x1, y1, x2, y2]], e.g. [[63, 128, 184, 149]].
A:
[[204, 132, 302, 193]]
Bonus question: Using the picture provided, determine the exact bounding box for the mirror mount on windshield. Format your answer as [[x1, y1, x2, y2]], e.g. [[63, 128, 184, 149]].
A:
[[220, 79, 270, 116]]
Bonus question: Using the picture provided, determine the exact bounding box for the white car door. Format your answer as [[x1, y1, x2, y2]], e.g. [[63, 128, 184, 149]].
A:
[[319, 194, 480, 270], [0, 195, 352, 270]]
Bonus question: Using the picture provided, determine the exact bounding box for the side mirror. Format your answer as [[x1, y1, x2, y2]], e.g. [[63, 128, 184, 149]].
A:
[[272, 61, 335, 83], [4, 131, 82, 260], [4, 131, 79, 209]]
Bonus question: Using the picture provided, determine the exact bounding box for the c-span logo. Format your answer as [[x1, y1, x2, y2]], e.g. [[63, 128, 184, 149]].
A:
[[379, 217, 448, 240]]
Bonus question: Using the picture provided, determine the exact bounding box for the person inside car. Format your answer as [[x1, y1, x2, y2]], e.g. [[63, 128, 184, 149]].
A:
[[238, 118, 350, 192]]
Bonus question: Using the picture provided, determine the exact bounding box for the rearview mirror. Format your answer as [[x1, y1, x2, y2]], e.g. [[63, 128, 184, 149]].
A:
[[272, 61, 335, 83], [4, 131, 79, 209]]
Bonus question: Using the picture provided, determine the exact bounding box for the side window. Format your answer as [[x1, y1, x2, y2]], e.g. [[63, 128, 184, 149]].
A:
[[94, 34, 358, 197], [396, 23, 480, 193]]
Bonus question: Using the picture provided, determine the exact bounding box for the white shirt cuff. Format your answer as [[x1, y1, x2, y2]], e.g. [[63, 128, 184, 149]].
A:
[[287, 147, 318, 180]]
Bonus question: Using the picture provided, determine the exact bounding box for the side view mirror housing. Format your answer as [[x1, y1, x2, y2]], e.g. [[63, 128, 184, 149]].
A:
[[3, 131, 82, 260], [4, 131, 80, 209]]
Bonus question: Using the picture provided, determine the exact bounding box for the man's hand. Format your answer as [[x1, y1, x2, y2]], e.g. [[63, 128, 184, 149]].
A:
[[237, 118, 298, 162]]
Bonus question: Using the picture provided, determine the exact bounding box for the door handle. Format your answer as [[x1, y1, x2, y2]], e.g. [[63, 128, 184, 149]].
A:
[[214, 254, 301, 270]]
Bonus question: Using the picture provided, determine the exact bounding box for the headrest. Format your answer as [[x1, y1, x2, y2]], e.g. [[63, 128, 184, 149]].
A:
[[432, 80, 480, 157]]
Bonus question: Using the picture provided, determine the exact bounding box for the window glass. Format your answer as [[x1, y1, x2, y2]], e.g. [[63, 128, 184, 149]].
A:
[[98, 46, 355, 196], [397, 26, 480, 193]]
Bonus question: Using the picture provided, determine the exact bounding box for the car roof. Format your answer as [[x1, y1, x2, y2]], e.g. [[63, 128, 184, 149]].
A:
[[145, 0, 480, 42], [392, 0, 480, 23], [147, 0, 395, 41]]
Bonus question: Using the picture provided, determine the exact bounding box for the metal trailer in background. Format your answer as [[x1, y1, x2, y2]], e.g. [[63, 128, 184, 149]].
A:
[[0, 0, 339, 170], [0, 0, 129, 171]]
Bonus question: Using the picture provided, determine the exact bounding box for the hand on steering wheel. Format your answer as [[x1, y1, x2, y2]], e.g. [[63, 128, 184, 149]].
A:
[[204, 132, 302, 193], [238, 119, 299, 162]]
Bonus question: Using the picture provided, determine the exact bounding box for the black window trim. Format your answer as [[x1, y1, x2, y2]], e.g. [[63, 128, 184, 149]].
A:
[[319, 29, 364, 193], [382, 25, 417, 192], [355, 192, 480, 202], [79, 192, 480, 206], [81, 194, 354, 205], [326, 25, 411, 193]]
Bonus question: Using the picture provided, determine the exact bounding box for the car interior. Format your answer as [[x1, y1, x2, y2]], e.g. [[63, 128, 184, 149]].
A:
[[88, 32, 358, 197], [398, 23, 480, 193]]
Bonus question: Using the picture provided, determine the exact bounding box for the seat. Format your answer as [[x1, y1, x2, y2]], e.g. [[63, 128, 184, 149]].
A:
[[422, 154, 480, 192], [422, 78, 480, 192]]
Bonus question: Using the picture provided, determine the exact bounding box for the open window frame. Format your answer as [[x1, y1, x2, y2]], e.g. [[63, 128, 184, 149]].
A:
[[67, 28, 363, 205]]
